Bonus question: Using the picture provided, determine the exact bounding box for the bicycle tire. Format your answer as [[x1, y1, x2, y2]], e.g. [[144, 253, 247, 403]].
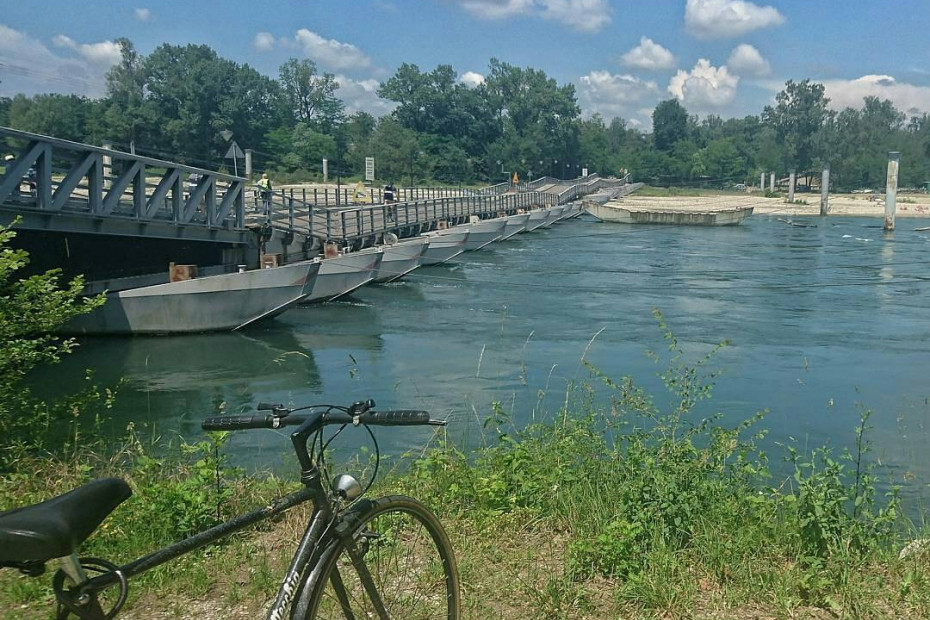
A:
[[291, 495, 460, 619]]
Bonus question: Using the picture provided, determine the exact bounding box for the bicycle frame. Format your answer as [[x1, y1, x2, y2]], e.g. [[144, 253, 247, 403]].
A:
[[69, 410, 340, 620]]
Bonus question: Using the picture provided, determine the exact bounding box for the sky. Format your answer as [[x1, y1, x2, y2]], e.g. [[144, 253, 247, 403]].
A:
[[2, 0, 930, 130]]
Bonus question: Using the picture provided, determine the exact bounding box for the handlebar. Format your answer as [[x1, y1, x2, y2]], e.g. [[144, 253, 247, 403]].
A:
[[202, 403, 445, 433]]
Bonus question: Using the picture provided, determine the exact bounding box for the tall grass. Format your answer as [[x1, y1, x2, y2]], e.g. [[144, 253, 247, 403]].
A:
[[2, 312, 928, 618], [399, 311, 929, 617]]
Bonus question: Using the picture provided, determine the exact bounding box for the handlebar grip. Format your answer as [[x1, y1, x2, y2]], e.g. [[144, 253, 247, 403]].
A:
[[202, 414, 275, 431], [360, 410, 432, 425]]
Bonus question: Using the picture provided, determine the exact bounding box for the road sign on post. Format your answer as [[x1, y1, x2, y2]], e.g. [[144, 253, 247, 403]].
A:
[[365, 157, 375, 182], [225, 141, 244, 176]]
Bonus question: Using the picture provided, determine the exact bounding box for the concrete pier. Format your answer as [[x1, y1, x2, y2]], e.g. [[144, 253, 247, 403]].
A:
[[884, 151, 899, 231]]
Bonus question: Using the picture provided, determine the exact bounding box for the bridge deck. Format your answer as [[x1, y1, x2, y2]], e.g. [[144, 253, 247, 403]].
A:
[[1, 126, 627, 273]]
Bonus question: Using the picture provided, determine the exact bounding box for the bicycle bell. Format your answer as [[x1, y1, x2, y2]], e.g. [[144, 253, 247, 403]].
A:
[[332, 474, 363, 500]]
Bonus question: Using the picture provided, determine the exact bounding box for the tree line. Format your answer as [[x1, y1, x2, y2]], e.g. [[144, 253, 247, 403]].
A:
[[1, 38, 928, 191]]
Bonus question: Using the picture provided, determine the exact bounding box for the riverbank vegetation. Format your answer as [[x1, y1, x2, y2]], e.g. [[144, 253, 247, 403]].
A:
[[0, 221, 107, 470], [3, 40, 929, 192], [3, 335, 930, 616], [2, 236, 929, 618]]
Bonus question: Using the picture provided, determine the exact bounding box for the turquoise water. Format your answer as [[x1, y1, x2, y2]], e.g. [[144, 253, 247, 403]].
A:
[[42, 214, 930, 510]]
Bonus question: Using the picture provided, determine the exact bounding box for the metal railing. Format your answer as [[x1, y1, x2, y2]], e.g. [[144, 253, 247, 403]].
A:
[[0, 126, 248, 240], [311, 192, 557, 244], [0, 125, 627, 251]]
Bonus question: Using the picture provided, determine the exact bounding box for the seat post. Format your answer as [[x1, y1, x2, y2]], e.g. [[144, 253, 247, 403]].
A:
[[59, 553, 91, 596]]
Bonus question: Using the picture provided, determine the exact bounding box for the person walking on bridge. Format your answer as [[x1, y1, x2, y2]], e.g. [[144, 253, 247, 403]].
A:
[[257, 173, 273, 214]]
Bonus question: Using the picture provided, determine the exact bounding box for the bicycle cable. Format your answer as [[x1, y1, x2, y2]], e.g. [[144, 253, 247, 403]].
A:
[[308, 406, 382, 504]]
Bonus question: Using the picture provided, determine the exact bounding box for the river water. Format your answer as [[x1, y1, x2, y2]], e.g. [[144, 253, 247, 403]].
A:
[[40, 214, 930, 511]]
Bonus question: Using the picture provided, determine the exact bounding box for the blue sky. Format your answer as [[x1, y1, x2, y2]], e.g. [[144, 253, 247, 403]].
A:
[[2, 0, 930, 129]]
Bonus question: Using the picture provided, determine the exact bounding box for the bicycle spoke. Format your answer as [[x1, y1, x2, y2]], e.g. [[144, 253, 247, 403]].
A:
[[305, 497, 459, 619]]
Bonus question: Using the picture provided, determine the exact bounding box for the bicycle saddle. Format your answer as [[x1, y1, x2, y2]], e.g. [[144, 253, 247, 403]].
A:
[[0, 478, 132, 563]]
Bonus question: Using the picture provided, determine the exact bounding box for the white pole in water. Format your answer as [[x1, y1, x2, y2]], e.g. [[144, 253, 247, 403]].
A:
[[820, 164, 830, 216], [760, 172, 765, 192], [788, 169, 796, 203], [884, 151, 900, 231], [769, 172, 775, 193]]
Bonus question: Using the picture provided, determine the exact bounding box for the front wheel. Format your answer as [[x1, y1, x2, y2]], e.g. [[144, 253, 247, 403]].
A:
[[292, 495, 460, 619]]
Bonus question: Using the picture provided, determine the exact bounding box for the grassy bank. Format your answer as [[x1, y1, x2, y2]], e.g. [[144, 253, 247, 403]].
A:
[[3, 322, 929, 618]]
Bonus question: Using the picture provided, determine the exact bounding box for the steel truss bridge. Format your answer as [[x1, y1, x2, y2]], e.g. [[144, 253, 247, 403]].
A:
[[1, 127, 626, 275]]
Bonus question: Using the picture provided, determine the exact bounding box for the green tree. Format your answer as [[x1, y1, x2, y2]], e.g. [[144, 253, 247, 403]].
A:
[[696, 138, 746, 184], [338, 111, 378, 177], [652, 99, 689, 153], [290, 122, 337, 171], [378, 63, 433, 134], [481, 58, 580, 178], [7, 93, 101, 144], [0, 96, 11, 127], [369, 118, 419, 184], [278, 58, 345, 133], [578, 114, 611, 176], [762, 79, 831, 176], [103, 38, 157, 150], [379, 63, 495, 164], [139, 43, 282, 166]]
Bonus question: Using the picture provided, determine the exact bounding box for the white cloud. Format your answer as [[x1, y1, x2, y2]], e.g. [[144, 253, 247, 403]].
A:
[[577, 70, 660, 121], [460, 71, 485, 88], [684, 0, 784, 40], [458, 0, 534, 19], [822, 75, 930, 117], [621, 37, 675, 71], [0, 24, 113, 96], [287, 29, 372, 72], [539, 0, 611, 32], [334, 74, 396, 117], [52, 35, 121, 66], [134, 8, 151, 21], [668, 59, 739, 109], [253, 32, 275, 52], [727, 43, 770, 76], [455, 0, 611, 32]]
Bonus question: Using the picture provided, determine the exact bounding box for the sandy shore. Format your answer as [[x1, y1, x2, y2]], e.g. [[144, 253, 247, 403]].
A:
[[618, 192, 930, 222]]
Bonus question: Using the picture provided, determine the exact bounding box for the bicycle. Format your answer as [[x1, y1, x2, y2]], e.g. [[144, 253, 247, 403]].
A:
[[0, 399, 461, 619]]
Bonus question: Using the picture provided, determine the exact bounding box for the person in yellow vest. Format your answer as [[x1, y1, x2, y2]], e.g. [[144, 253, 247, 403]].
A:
[[257, 173, 272, 213]]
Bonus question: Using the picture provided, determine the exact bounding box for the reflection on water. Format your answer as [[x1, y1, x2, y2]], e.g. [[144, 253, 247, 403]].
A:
[[39, 215, 930, 510]]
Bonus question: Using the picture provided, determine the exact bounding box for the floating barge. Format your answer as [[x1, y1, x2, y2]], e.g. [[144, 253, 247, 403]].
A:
[[584, 200, 753, 226], [64, 261, 321, 335]]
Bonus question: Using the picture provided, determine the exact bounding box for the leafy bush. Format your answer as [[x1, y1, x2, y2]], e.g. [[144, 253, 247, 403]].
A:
[[0, 221, 106, 466]]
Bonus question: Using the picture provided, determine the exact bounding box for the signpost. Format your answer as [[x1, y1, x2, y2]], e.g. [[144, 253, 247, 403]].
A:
[[365, 157, 375, 182], [225, 141, 244, 177]]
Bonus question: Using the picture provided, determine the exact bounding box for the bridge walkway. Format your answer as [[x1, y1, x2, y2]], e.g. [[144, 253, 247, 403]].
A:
[[1, 126, 628, 272]]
